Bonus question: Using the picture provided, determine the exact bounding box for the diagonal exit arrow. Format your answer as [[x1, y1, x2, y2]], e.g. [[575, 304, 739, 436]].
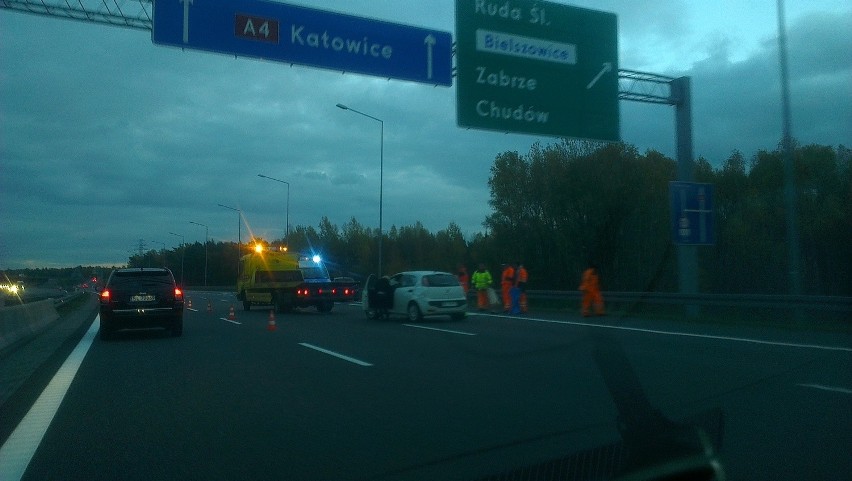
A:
[[424, 34, 435, 79], [586, 62, 613, 89], [181, 0, 193, 43]]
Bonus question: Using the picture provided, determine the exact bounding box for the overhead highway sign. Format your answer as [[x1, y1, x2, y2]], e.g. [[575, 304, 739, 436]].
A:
[[455, 0, 619, 140], [153, 0, 453, 86]]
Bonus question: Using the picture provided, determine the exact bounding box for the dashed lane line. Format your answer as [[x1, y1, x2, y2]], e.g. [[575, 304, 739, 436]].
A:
[[797, 383, 852, 394], [298, 343, 373, 367], [402, 324, 477, 336]]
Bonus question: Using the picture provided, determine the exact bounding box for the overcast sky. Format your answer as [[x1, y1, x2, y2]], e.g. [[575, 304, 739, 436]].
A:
[[1, 0, 850, 269]]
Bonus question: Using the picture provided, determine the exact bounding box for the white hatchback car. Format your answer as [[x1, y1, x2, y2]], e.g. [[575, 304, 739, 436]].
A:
[[362, 271, 467, 321]]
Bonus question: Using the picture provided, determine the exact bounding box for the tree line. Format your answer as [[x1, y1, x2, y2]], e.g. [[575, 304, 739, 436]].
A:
[[483, 140, 850, 296], [8, 141, 848, 297]]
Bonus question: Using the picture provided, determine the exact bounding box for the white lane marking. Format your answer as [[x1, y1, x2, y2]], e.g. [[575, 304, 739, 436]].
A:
[[0, 317, 99, 481], [221, 318, 241, 325], [797, 384, 852, 395], [298, 343, 373, 367], [187, 308, 199, 312], [476, 313, 852, 352], [403, 324, 476, 336]]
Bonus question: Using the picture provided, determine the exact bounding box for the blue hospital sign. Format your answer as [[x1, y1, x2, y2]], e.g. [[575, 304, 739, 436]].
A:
[[669, 182, 715, 245]]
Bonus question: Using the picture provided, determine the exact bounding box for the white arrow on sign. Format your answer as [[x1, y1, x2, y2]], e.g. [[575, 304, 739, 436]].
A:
[[181, 0, 193, 44], [586, 62, 613, 89], [424, 34, 435, 80]]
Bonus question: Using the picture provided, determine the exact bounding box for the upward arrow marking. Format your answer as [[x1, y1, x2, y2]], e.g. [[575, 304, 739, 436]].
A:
[[180, 0, 193, 44], [424, 34, 436, 80]]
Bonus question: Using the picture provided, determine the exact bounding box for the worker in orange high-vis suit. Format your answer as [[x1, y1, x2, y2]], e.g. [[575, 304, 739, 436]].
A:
[[579, 262, 605, 316], [457, 265, 470, 297], [515, 261, 528, 313], [500, 262, 515, 312]]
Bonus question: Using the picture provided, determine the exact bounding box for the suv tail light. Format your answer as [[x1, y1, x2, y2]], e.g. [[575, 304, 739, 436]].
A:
[[174, 288, 183, 300], [100, 290, 110, 301]]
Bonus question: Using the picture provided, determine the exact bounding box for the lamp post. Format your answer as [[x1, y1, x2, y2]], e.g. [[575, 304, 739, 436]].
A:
[[168, 231, 185, 286], [776, 0, 801, 303], [336, 102, 384, 276], [189, 221, 208, 287], [217, 203, 243, 286], [257, 174, 290, 242]]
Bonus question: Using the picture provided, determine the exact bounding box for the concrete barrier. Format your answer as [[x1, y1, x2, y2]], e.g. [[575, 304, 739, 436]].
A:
[[0, 298, 60, 353]]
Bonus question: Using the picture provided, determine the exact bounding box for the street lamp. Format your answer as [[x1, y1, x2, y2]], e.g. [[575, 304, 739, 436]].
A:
[[168, 231, 185, 286], [218, 203, 243, 286], [336, 102, 384, 276], [257, 174, 290, 242], [189, 221, 208, 287]]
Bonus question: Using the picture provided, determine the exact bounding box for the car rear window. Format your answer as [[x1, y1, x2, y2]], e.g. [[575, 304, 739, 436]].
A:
[[300, 267, 327, 280], [109, 270, 174, 286], [422, 274, 459, 287]]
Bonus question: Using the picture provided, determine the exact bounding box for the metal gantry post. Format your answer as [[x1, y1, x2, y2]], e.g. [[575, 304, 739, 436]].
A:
[[618, 70, 699, 317], [671, 77, 699, 317]]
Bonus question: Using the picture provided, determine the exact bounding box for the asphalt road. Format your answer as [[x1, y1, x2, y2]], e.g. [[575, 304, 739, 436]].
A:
[[2, 291, 850, 481]]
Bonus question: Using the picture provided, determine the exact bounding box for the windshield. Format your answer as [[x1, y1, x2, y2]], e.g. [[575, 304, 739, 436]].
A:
[[1, 2, 849, 481]]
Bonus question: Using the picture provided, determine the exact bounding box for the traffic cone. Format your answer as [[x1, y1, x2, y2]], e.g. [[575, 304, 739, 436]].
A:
[[207, 300, 212, 314], [228, 305, 236, 321], [267, 310, 277, 332]]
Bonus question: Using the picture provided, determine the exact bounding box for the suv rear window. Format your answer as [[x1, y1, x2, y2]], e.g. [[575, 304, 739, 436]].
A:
[[423, 274, 459, 287], [109, 270, 174, 286]]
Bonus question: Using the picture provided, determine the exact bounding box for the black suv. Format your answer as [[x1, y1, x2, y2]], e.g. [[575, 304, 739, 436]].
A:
[[99, 267, 184, 339]]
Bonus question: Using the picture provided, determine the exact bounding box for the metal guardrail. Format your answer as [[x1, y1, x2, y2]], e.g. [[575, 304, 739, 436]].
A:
[[53, 290, 87, 306], [528, 290, 852, 312], [171, 286, 852, 313]]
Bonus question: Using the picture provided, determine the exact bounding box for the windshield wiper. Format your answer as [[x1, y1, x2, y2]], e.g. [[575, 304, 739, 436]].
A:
[[591, 330, 725, 481]]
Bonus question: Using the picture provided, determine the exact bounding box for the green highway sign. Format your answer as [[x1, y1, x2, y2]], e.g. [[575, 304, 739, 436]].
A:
[[455, 0, 619, 141]]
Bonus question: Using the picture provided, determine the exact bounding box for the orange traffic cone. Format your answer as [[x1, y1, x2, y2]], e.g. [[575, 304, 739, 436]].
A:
[[228, 305, 236, 321], [267, 310, 277, 332], [207, 300, 213, 314]]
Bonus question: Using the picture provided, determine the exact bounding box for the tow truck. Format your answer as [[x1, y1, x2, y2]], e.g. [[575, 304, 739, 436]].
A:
[[236, 243, 357, 313]]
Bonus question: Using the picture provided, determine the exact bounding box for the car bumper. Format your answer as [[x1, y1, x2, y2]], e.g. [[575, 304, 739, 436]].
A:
[[100, 307, 182, 329], [423, 299, 467, 315]]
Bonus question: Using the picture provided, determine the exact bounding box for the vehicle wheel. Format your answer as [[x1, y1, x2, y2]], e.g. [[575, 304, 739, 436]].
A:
[[451, 312, 466, 321], [317, 301, 334, 313], [407, 303, 423, 322], [99, 326, 112, 341], [171, 316, 183, 337], [365, 308, 378, 320]]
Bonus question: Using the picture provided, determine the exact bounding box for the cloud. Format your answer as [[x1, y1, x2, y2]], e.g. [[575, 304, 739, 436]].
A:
[[683, 9, 852, 163], [1, 2, 849, 269]]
